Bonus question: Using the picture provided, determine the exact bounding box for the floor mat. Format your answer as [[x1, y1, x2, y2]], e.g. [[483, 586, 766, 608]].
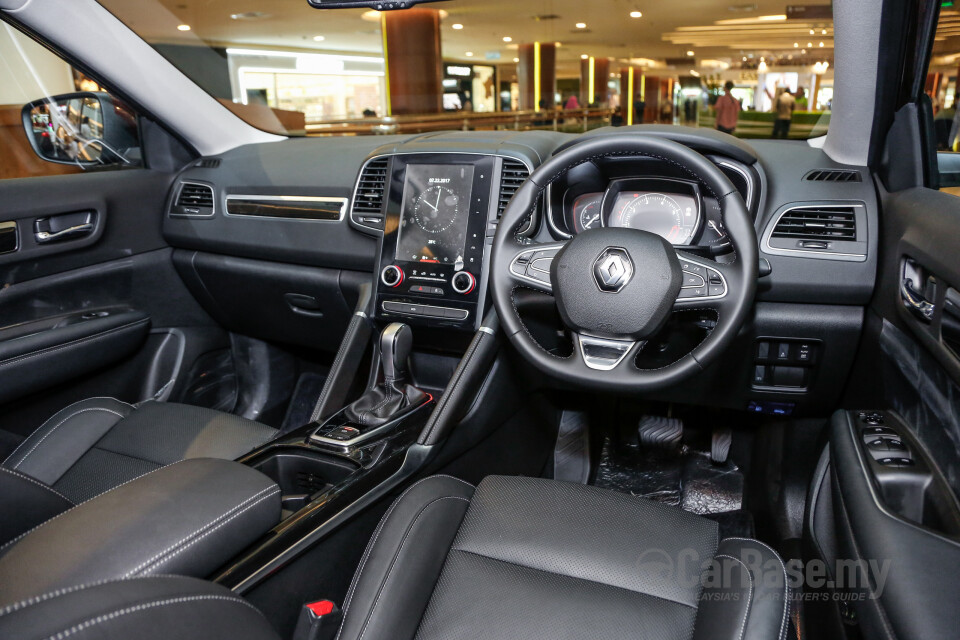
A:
[[594, 437, 746, 519]]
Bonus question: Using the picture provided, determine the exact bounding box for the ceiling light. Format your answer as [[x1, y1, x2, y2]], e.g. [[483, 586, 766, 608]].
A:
[[758, 60, 768, 72], [554, 41, 562, 47], [801, 48, 807, 54], [465, 51, 474, 57], [576, 22, 587, 29], [177, 24, 191, 31], [581, 54, 589, 59], [690, 70, 701, 77], [503, 36, 512, 42], [758, 14, 787, 21], [313, 35, 325, 42], [819, 42, 824, 47], [794, 42, 799, 47], [452, 23, 463, 30], [809, 29, 815, 35], [513, 57, 520, 63], [807, 42, 813, 47], [742, 56, 747, 61], [687, 50, 695, 56], [630, 11, 642, 18], [822, 29, 827, 35]]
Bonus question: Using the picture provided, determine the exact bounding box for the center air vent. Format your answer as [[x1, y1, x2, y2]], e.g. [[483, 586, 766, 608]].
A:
[[171, 182, 215, 217], [804, 169, 861, 183], [351, 157, 390, 231], [498, 158, 535, 236], [772, 205, 857, 241]]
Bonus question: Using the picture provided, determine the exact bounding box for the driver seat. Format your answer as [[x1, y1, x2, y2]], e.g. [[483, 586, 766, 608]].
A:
[[0, 475, 789, 640]]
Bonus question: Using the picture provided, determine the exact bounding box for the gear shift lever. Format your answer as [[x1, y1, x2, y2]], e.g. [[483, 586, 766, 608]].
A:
[[381, 323, 412, 383], [343, 323, 426, 428]]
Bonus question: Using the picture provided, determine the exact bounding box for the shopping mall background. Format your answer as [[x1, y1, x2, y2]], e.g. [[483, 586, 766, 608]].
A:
[[8, 1, 960, 149]]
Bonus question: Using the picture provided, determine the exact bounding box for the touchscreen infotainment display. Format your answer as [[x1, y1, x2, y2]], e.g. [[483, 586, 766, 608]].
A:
[[396, 164, 475, 265]]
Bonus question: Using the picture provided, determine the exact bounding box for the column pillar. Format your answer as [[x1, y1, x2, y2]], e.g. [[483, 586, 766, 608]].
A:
[[381, 9, 443, 115], [518, 42, 557, 110], [593, 58, 610, 105]]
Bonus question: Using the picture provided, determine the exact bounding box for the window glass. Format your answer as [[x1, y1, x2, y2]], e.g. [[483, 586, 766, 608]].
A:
[[98, 0, 833, 140], [0, 21, 142, 180]]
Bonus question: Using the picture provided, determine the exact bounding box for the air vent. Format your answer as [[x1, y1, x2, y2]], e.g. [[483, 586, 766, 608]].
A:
[[171, 182, 215, 217], [351, 157, 389, 231], [772, 206, 857, 241], [195, 158, 221, 169], [498, 159, 530, 219], [804, 169, 861, 183]]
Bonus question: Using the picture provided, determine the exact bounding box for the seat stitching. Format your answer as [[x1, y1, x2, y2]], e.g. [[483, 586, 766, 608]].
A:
[[450, 547, 699, 609], [0, 462, 180, 553], [39, 594, 264, 639], [2, 397, 132, 466], [0, 319, 150, 369], [127, 487, 281, 576], [714, 554, 753, 640], [724, 537, 789, 640], [0, 467, 72, 503], [356, 496, 471, 640], [337, 475, 474, 636], [8, 408, 126, 470], [0, 576, 187, 617]]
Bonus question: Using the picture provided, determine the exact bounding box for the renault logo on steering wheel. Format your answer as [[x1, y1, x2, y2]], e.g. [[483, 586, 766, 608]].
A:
[[593, 247, 634, 293]]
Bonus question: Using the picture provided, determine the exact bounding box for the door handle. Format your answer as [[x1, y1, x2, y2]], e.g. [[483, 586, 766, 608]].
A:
[[35, 223, 94, 244], [900, 277, 936, 321], [34, 211, 95, 244]]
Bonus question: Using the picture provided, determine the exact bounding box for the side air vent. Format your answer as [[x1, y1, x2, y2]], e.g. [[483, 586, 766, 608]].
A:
[[351, 157, 390, 231], [771, 205, 857, 241], [195, 158, 221, 169], [804, 169, 861, 183], [170, 182, 215, 217]]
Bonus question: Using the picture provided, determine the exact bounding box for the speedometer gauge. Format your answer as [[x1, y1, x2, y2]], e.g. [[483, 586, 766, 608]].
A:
[[610, 192, 698, 245]]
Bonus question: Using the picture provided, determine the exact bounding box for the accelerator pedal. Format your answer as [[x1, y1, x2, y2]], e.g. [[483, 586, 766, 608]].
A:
[[711, 427, 733, 464], [637, 415, 684, 453]]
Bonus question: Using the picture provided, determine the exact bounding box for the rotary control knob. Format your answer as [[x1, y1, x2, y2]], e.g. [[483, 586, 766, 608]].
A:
[[452, 271, 476, 295], [381, 265, 404, 288]]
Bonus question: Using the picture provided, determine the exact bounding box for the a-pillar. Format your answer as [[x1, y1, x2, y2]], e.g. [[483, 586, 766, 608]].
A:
[[517, 42, 557, 111], [580, 57, 611, 106], [381, 9, 443, 115]]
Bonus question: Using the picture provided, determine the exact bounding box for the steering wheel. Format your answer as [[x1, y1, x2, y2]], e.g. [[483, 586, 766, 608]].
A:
[[490, 135, 758, 392]]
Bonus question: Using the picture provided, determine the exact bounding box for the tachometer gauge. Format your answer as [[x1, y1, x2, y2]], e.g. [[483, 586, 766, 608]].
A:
[[573, 193, 604, 233], [611, 192, 697, 244], [414, 185, 460, 233]]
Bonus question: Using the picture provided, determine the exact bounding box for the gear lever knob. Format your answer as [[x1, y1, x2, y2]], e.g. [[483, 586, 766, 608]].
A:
[[380, 323, 413, 382]]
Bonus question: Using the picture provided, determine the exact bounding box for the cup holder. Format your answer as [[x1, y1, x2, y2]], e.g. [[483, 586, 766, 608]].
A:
[[250, 448, 360, 515]]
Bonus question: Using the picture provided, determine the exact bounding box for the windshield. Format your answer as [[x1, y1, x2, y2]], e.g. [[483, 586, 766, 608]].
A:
[[97, 0, 833, 140]]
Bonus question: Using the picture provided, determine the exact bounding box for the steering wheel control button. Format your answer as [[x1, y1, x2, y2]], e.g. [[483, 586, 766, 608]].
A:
[[682, 273, 706, 288], [593, 248, 634, 293], [381, 265, 404, 288], [452, 271, 477, 295], [679, 261, 707, 278]]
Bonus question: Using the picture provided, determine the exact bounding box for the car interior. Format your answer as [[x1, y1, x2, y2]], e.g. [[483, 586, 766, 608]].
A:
[[0, 0, 959, 638]]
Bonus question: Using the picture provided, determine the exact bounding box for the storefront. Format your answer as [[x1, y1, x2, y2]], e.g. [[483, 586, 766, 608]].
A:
[[227, 49, 386, 122], [442, 63, 498, 112]]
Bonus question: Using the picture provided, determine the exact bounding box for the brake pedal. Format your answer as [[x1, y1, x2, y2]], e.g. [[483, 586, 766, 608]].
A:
[[711, 427, 733, 464], [637, 416, 683, 453]]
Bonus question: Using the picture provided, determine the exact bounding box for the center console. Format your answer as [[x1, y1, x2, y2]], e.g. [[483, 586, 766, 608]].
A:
[[375, 154, 500, 331]]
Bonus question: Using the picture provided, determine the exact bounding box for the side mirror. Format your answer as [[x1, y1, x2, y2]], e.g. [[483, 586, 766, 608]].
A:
[[21, 92, 139, 168]]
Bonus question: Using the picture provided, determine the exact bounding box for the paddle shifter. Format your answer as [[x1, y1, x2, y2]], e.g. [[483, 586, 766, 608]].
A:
[[342, 323, 427, 428]]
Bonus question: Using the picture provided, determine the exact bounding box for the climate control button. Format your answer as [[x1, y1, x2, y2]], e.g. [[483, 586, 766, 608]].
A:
[[381, 265, 404, 288], [452, 271, 476, 295]]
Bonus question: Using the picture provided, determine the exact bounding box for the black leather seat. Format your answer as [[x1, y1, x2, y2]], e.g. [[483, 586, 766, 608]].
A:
[[0, 397, 276, 544], [0, 475, 790, 640]]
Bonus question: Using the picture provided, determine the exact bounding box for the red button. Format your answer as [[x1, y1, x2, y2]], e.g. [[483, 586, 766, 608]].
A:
[[306, 601, 335, 617]]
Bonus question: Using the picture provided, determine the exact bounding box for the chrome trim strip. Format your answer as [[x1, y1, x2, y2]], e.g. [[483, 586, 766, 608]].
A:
[[760, 203, 867, 262], [223, 195, 346, 222], [576, 334, 635, 371], [478, 326, 496, 336], [714, 158, 756, 212], [169, 181, 216, 218]]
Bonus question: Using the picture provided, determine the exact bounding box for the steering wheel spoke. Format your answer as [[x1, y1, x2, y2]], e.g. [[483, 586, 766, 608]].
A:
[[574, 333, 641, 371], [673, 251, 732, 311], [506, 241, 567, 294]]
